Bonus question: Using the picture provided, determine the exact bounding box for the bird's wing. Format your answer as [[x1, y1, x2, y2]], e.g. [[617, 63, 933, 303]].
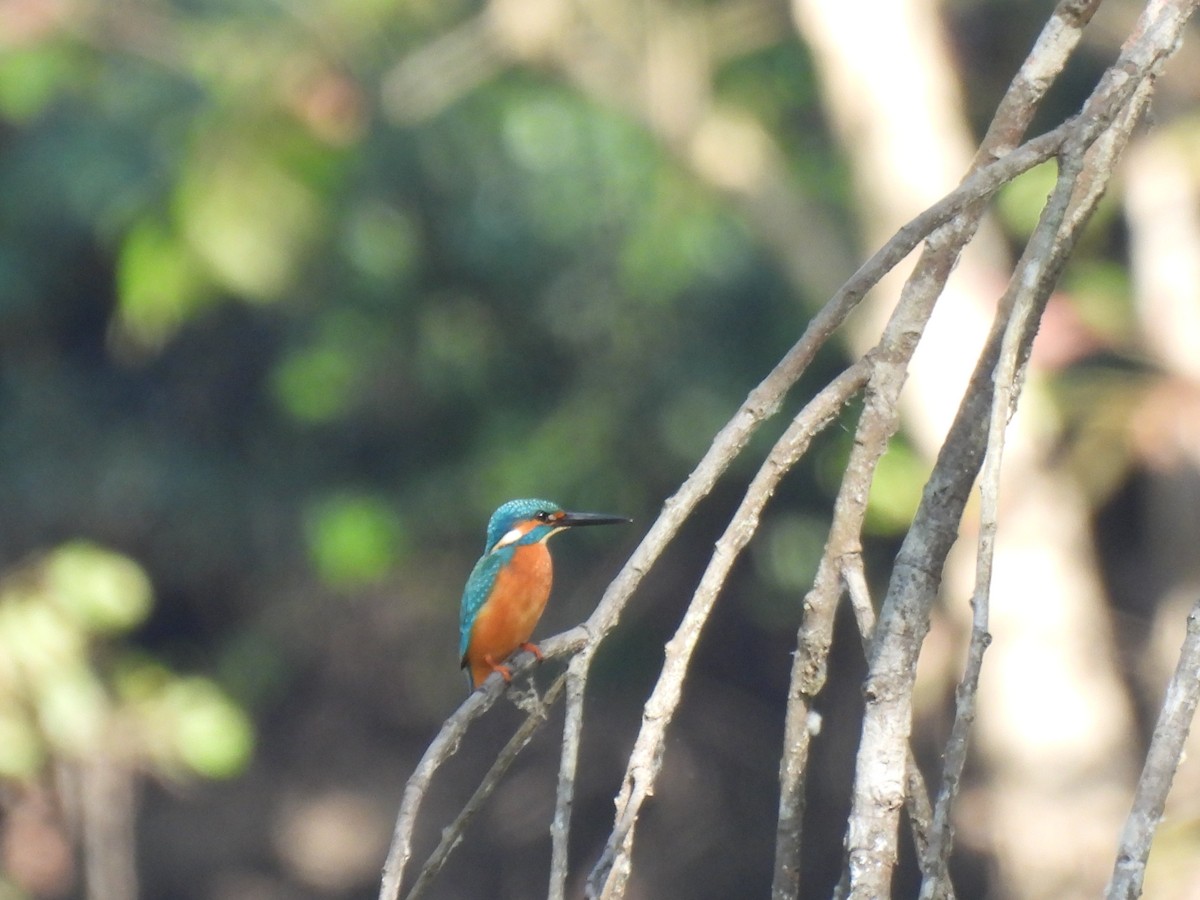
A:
[[459, 549, 509, 662]]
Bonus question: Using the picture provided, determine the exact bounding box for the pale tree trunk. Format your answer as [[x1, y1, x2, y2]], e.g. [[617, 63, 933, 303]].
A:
[[790, 0, 1138, 895]]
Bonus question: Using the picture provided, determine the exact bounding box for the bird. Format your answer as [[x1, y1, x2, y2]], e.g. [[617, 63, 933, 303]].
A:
[[459, 498, 629, 689]]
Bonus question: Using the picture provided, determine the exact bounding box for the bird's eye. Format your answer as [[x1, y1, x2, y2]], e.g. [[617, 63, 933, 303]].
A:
[[535, 510, 551, 522]]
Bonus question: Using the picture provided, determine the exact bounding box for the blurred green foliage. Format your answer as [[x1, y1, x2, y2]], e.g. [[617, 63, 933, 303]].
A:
[[305, 491, 408, 588], [0, 543, 251, 781], [0, 0, 845, 787]]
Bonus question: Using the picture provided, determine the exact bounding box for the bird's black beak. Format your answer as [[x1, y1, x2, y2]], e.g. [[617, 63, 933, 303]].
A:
[[558, 510, 631, 528]]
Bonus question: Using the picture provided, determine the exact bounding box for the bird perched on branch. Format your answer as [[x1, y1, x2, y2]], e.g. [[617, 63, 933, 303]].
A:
[[459, 498, 629, 689]]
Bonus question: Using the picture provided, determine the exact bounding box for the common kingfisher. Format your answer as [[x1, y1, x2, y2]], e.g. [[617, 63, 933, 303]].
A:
[[459, 498, 629, 689]]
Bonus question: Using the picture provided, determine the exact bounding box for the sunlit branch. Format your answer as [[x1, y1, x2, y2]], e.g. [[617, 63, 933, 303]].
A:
[[402, 674, 568, 900], [847, 160, 1074, 900], [1107, 598, 1200, 899], [379, 113, 1079, 900], [586, 359, 873, 899], [540, 116, 1067, 900], [378, 630, 584, 900], [914, 157, 1053, 900], [846, 6, 1189, 886], [771, 1, 1100, 891], [917, 52, 1162, 900], [378, 4, 1196, 897], [840, 557, 952, 900]]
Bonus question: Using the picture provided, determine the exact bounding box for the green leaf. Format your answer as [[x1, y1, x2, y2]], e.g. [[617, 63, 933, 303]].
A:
[[305, 493, 406, 587], [45, 542, 153, 634]]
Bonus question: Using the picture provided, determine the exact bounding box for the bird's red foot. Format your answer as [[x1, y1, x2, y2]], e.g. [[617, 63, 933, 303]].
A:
[[519, 642, 544, 662], [483, 655, 514, 684]]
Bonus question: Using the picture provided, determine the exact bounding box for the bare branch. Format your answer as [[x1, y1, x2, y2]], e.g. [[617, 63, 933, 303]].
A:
[[844, 557, 953, 900], [847, 162, 1071, 900], [548, 654, 589, 900], [915, 137, 1058, 900], [377, 6, 1197, 897], [845, 3, 1194, 889], [378, 630, 583, 900], [403, 675, 568, 900], [916, 63, 1163, 900], [586, 359, 873, 899], [544, 117, 1068, 900], [1107, 598, 1200, 899], [770, 2, 1101, 892], [975, 0, 1105, 161], [379, 95, 1096, 900]]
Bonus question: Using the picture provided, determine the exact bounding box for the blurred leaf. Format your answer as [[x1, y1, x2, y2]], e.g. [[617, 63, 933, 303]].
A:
[[1062, 260, 1134, 341], [659, 387, 735, 463], [45, 541, 153, 634], [414, 296, 495, 394], [165, 678, 255, 780], [0, 544, 255, 783], [997, 160, 1057, 239], [305, 493, 407, 587], [177, 144, 320, 300], [115, 218, 211, 352], [272, 310, 389, 422], [0, 710, 42, 778], [619, 171, 738, 302], [0, 44, 82, 121], [342, 201, 422, 284], [866, 440, 929, 534], [0, 598, 82, 678], [755, 512, 828, 592], [273, 340, 362, 423], [36, 665, 107, 754]]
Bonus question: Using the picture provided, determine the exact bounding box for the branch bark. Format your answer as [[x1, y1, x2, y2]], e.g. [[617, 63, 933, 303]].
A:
[[844, 3, 1195, 888], [403, 675, 567, 900], [1107, 598, 1200, 900], [377, 116, 1062, 894], [772, 3, 1101, 896], [585, 359, 873, 899], [378, 631, 585, 900]]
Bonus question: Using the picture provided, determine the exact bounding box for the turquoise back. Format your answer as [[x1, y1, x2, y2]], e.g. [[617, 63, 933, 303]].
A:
[[458, 547, 512, 661]]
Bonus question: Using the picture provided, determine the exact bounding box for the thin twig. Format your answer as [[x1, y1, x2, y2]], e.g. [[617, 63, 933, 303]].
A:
[[770, 3, 1100, 892], [548, 654, 589, 900], [1107, 598, 1200, 900], [844, 4, 1192, 888], [542, 117, 1068, 899], [404, 674, 568, 900], [915, 160, 1049, 900], [973, 0, 1105, 162], [379, 631, 583, 900], [917, 68, 1160, 899], [772, 310, 933, 900], [846, 162, 1075, 899], [585, 359, 873, 899], [379, 56, 1120, 900]]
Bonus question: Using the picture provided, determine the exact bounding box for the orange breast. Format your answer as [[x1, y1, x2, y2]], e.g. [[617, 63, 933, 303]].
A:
[[465, 542, 554, 687]]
